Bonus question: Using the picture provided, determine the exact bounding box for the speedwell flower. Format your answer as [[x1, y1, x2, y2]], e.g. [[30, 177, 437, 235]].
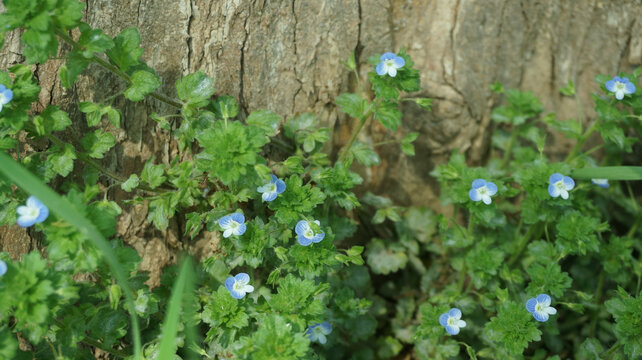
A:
[[0, 260, 7, 277], [469, 179, 498, 205], [0, 84, 13, 112], [548, 173, 575, 199], [224, 273, 254, 299], [376, 52, 405, 77], [439, 308, 466, 335], [257, 174, 286, 202], [526, 293, 557, 322], [591, 178, 609, 188], [295, 219, 325, 246], [218, 213, 246, 238], [17, 196, 49, 228], [306, 322, 332, 344], [605, 76, 635, 100]]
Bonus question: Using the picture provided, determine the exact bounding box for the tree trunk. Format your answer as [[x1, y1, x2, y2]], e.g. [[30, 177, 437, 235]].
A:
[[2, 0, 641, 284]]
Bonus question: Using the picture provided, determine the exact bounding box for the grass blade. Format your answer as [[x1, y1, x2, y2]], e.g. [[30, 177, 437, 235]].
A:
[[158, 257, 196, 360], [572, 166, 642, 180], [0, 151, 142, 359]]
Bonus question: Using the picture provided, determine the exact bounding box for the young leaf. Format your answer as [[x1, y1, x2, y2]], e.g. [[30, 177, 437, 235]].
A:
[[336, 93, 368, 119], [106, 28, 143, 72], [176, 71, 215, 106], [124, 70, 161, 102], [81, 130, 116, 159], [375, 101, 402, 131]]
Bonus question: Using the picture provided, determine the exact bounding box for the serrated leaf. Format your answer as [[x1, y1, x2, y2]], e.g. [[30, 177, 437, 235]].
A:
[[351, 141, 380, 166], [80, 130, 116, 159], [141, 159, 166, 189], [106, 28, 143, 72], [121, 174, 140, 192], [336, 93, 369, 119], [77, 23, 114, 58], [124, 70, 161, 102], [176, 71, 214, 106], [246, 110, 281, 136], [375, 101, 402, 131], [48, 144, 76, 177]]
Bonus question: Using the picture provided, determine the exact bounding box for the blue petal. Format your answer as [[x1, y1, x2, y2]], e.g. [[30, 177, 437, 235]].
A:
[[17, 216, 37, 228], [448, 308, 462, 319], [469, 188, 481, 201], [0, 260, 7, 276], [263, 191, 278, 202], [269, 174, 278, 182], [312, 231, 325, 243], [1, 89, 13, 103], [471, 179, 486, 189], [613, 76, 622, 82], [235, 223, 247, 236], [229, 289, 245, 299], [380, 52, 396, 60], [621, 77, 629, 83], [230, 213, 245, 224], [320, 322, 332, 334], [0, 85, 5, 92], [548, 184, 559, 197], [485, 181, 498, 195], [536, 294, 551, 306], [549, 173, 563, 184], [562, 176, 575, 190], [625, 82, 636, 94], [275, 179, 286, 194], [224, 277, 236, 292], [35, 204, 49, 224], [591, 178, 609, 188], [295, 220, 309, 235], [235, 273, 250, 283], [439, 313, 449, 327], [219, 215, 232, 228], [393, 56, 405, 68], [297, 234, 313, 246], [605, 80, 616, 92], [445, 325, 459, 335], [525, 298, 537, 313], [533, 311, 549, 322], [376, 62, 386, 76]]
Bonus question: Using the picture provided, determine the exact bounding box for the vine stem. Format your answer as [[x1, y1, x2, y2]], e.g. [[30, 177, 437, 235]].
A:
[[54, 28, 183, 109]]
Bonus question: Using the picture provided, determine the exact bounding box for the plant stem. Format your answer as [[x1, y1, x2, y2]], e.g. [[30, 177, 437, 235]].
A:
[[338, 112, 371, 163], [500, 126, 519, 169], [507, 223, 543, 267], [589, 270, 605, 337], [54, 28, 183, 109], [565, 118, 601, 163]]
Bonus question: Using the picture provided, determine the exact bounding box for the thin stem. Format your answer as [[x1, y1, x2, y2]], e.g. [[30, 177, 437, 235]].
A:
[[589, 270, 605, 337], [54, 28, 183, 109], [565, 117, 601, 163], [338, 113, 370, 163], [508, 223, 543, 267], [373, 139, 397, 147], [500, 126, 519, 169], [602, 341, 621, 359]]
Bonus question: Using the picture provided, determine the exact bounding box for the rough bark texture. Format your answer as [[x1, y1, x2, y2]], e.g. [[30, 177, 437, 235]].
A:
[[2, 0, 641, 284]]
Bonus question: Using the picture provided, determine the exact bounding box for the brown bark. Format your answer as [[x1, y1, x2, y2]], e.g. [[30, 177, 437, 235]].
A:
[[1, 0, 641, 284]]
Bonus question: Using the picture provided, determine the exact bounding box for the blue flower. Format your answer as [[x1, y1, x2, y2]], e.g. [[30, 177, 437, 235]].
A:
[[257, 175, 286, 202], [295, 220, 325, 246], [17, 196, 49, 228], [0, 84, 13, 112], [218, 213, 246, 238], [376, 52, 405, 77], [591, 178, 609, 188], [306, 322, 332, 344], [439, 308, 466, 335], [0, 260, 7, 277], [224, 273, 254, 299], [548, 173, 575, 199], [526, 293, 557, 322], [605, 76, 635, 100], [468, 179, 498, 205]]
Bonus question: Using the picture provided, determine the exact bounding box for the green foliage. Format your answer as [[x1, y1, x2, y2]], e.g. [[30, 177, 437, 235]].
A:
[[106, 28, 144, 72], [605, 288, 642, 358], [483, 301, 542, 356], [125, 70, 161, 102]]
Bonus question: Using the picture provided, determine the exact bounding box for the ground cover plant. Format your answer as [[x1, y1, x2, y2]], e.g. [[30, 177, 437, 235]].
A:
[[0, 1, 641, 359]]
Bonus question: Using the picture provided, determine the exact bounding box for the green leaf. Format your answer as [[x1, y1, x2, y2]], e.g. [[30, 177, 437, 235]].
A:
[[124, 70, 161, 102], [33, 106, 72, 135], [366, 238, 408, 275], [401, 132, 419, 156], [213, 95, 238, 120], [375, 101, 402, 131], [0, 151, 142, 357], [80, 130, 116, 159], [336, 93, 369, 119], [246, 110, 281, 136], [525, 263, 572, 298], [121, 174, 140, 192], [351, 141, 380, 166], [141, 159, 167, 189], [158, 258, 195, 360], [560, 79, 575, 96], [605, 288, 642, 358], [48, 144, 77, 177], [414, 98, 432, 110], [60, 50, 90, 88], [77, 23, 114, 58], [176, 71, 215, 106], [483, 301, 542, 356], [106, 28, 143, 72]]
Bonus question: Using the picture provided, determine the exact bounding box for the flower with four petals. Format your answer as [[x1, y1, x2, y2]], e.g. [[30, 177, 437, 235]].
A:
[[376, 52, 405, 77], [439, 308, 467, 335], [224, 273, 254, 299], [0, 84, 13, 112], [605, 76, 636, 100], [257, 175, 286, 202], [526, 294, 557, 322], [295, 220, 325, 246], [306, 322, 332, 344], [218, 213, 247, 238], [17, 196, 49, 228], [469, 179, 498, 205], [548, 173, 575, 199]]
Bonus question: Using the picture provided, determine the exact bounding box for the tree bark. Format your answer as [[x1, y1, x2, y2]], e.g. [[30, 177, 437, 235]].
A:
[[1, 0, 641, 284]]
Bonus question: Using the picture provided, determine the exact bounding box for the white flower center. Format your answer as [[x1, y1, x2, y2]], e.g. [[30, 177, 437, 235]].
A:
[[384, 59, 396, 67], [270, 183, 277, 192], [615, 82, 625, 91], [535, 303, 544, 312], [233, 281, 244, 291], [478, 187, 487, 196], [0, 94, 5, 103], [230, 221, 239, 229], [447, 317, 456, 326], [304, 229, 314, 238], [26, 207, 40, 219], [555, 181, 565, 190]]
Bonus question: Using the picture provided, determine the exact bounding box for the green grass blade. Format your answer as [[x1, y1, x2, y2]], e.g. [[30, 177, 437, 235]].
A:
[[0, 151, 142, 359], [158, 257, 196, 360], [572, 166, 642, 180]]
